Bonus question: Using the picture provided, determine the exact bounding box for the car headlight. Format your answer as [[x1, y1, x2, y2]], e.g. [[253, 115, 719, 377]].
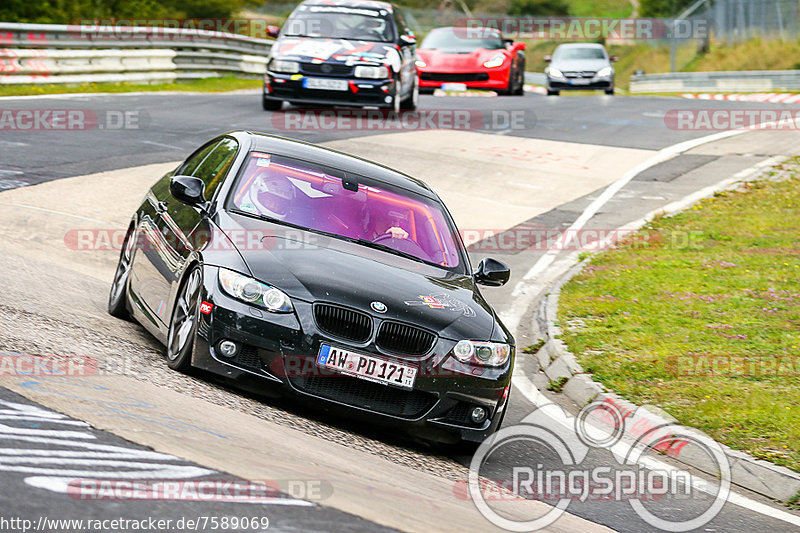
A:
[[415, 59, 427, 68], [269, 59, 300, 74], [355, 65, 390, 79], [452, 340, 511, 367], [547, 66, 563, 78], [596, 66, 613, 77], [218, 268, 293, 313], [482, 54, 505, 68]]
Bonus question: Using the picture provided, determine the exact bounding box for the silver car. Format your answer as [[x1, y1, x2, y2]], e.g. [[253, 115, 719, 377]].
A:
[[544, 43, 616, 96]]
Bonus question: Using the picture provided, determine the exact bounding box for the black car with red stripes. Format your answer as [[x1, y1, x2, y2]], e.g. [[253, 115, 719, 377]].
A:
[[262, 0, 419, 112], [108, 131, 514, 444]]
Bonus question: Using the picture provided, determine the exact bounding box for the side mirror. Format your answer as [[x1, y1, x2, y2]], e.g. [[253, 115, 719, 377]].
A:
[[544, 55, 552, 62], [170, 175, 206, 207], [400, 34, 416, 45], [474, 258, 510, 287], [610, 55, 618, 62], [267, 25, 280, 39]]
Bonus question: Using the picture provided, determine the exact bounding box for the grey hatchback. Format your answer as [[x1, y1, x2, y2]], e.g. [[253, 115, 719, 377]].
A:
[[544, 43, 616, 96]]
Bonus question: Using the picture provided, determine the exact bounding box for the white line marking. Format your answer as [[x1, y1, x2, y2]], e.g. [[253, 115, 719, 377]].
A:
[[0, 202, 112, 225], [141, 139, 184, 150]]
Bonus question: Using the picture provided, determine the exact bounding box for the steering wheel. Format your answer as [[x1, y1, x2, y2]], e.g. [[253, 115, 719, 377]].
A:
[[372, 232, 429, 260]]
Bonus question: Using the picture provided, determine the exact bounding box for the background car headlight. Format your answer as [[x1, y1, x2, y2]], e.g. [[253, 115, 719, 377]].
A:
[[269, 59, 300, 74], [596, 66, 613, 77], [452, 340, 511, 366], [482, 54, 505, 68], [414, 59, 427, 68], [354, 65, 390, 79], [218, 268, 293, 313], [547, 66, 563, 78]]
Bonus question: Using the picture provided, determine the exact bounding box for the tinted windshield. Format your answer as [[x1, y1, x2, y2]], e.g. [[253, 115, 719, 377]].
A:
[[554, 47, 606, 60], [283, 5, 394, 42], [230, 153, 463, 269], [420, 28, 504, 52]]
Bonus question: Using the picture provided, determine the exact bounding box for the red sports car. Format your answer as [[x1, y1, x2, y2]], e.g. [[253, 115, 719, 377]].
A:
[[415, 26, 526, 95]]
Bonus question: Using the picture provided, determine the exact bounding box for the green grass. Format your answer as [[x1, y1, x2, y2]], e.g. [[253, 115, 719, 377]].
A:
[[0, 76, 262, 97], [558, 157, 800, 474], [566, 0, 633, 18]]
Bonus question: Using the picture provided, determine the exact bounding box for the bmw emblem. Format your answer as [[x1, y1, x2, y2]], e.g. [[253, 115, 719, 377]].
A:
[[371, 301, 387, 313]]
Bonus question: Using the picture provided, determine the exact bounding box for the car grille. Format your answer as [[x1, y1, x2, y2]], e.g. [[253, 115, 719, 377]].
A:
[[232, 344, 262, 371], [313, 304, 372, 343], [420, 72, 490, 82], [301, 63, 353, 76], [563, 71, 597, 78], [376, 321, 435, 356], [290, 374, 436, 418], [443, 402, 473, 424]]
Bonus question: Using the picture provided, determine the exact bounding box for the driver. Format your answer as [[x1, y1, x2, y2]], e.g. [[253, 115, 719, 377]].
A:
[[250, 173, 296, 221], [370, 209, 408, 240]]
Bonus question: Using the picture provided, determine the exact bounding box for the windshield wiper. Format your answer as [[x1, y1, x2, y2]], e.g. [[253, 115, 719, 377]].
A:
[[345, 237, 426, 264]]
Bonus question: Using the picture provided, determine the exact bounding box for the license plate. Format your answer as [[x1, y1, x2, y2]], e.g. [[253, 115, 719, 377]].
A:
[[317, 344, 417, 390], [570, 78, 590, 85], [303, 77, 349, 91]]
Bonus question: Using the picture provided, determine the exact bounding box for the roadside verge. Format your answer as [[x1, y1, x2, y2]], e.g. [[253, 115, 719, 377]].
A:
[[532, 160, 800, 503]]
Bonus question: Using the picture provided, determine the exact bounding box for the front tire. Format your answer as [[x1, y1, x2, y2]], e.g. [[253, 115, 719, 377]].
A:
[[166, 266, 202, 372], [546, 89, 559, 96], [401, 76, 419, 110], [108, 224, 134, 319], [605, 88, 614, 95], [263, 96, 283, 111], [512, 58, 525, 96]]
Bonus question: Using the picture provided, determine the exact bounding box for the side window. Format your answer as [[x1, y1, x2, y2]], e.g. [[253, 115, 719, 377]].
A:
[[180, 140, 219, 177], [394, 10, 408, 39], [192, 138, 239, 200], [179, 138, 239, 201]]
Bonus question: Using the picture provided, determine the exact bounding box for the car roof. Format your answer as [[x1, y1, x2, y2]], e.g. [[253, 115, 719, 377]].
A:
[[232, 131, 437, 200], [299, 0, 395, 11], [431, 26, 501, 35], [555, 43, 606, 49]]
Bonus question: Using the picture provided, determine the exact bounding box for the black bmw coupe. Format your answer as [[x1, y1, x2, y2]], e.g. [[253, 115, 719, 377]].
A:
[[109, 131, 514, 443]]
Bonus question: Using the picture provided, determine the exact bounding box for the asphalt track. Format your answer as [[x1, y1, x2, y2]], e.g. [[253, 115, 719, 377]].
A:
[[1, 90, 799, 532]]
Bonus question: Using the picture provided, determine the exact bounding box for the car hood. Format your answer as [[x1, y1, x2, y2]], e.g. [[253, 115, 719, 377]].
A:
[[550, 58, 610, 72], [416, 48, 503, 70], [272, 36, 402, 72], [214, 212, 499, 341]]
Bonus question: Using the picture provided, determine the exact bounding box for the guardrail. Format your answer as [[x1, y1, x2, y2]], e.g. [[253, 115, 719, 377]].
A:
[[0, 22, 272, 85], [630, 70, 800, 93]]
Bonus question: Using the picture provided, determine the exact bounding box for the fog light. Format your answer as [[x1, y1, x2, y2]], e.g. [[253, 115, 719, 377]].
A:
[[218, 340, 239, 358], [470, 406, 487, 424]]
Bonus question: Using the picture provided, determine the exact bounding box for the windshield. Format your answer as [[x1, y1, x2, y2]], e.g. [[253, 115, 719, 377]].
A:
[[283, 5, 394, 42], [230, 152, 463, 269], [554, 47, 606, 60], [420, 27, 504, 52]]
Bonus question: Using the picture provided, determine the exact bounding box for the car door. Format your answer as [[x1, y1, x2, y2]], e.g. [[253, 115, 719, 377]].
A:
[[129, 137, 238, 327], [393, 8, 417, 98]]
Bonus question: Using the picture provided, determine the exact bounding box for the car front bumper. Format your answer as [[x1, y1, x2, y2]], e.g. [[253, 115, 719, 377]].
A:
[[191, 266, 513, 443], [418, 66, 511, 91], [265, 73, 397, 108], [546, 75, 613, 91]]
